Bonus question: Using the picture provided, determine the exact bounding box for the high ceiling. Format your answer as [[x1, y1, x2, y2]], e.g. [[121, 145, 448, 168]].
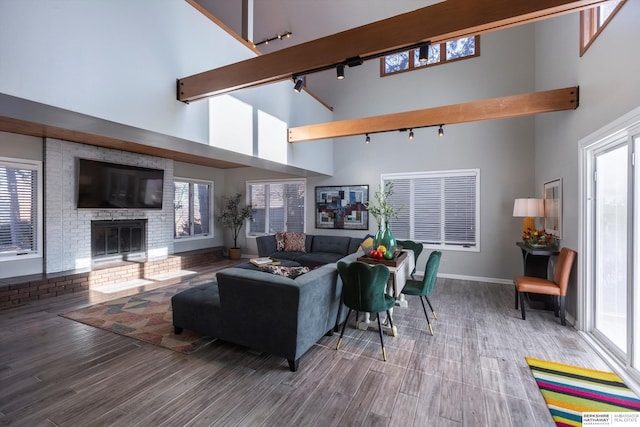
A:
[[199, 0, 443, 55]]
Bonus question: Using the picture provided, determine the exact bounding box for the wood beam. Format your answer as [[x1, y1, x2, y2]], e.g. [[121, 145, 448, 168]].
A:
[[178, 0, 605, 102], [287, 87, 579, 142]]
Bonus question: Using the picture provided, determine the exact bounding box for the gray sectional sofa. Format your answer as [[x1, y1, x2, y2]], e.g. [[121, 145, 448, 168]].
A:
[[172, 236, 363, 371], [256, 234, 363, 268]]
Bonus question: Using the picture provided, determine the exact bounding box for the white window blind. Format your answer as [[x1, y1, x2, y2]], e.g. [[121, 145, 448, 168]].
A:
[[384, 169, 479, 250], [247, 180, 305, 235], [0, 160, 39, 256]]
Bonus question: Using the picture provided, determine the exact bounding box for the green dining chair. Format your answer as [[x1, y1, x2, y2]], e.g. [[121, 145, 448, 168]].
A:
[[396, 239, 423, 279], [401, 251, 442, 335], [336, 261, 395, 361]]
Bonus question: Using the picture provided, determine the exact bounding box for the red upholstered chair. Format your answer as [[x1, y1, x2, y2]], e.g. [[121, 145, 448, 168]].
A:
[[514, 247, 576, 326]]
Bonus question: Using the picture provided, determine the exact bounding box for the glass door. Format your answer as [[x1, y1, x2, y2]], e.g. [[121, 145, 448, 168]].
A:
[[592, 141, 629, 355]]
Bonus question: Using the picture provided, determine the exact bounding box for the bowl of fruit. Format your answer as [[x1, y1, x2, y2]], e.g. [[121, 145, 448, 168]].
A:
[[368, 245, 395, 260]]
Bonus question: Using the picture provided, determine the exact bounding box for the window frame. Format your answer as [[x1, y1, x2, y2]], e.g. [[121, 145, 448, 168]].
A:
[[0, 156, 43, 261], [382, 169, 480, 252], [580, 0, 625, 57], [380, 35, 480, 77], [173, 177, 214, 240], [246, 178, 307, 237]]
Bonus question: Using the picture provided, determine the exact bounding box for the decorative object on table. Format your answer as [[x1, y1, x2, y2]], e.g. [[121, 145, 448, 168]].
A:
[[315, 185, 369, 230], [544, 178, 562, 239], [513, 197, 544, 234], [522, 228, 553, 247], [357, 249, 407, 267], [336, 261, 396, 361], [217, 193, 253, 260], [249, 257, 281, 267], [61, 272, 219, 354], [401, 250, 442, 335], [514, 247, 576, 325], [526, 357, 640, 427], [365, 181, 401, 254]]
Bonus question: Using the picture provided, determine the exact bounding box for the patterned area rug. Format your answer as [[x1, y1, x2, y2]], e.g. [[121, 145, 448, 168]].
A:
[[526, 357, 640, 426], [61, 272, 218, 354]]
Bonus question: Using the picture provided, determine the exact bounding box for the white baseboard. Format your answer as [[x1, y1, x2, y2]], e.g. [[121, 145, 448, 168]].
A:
[[421, 271, 513, 285]]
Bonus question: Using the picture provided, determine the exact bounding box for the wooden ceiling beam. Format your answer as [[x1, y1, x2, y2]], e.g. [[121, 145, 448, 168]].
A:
[[287, 87, 579, 142], [178, 0, 606, 102]]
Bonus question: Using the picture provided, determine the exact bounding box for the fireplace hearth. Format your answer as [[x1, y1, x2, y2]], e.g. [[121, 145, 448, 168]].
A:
[[91, 220, 147, 262]]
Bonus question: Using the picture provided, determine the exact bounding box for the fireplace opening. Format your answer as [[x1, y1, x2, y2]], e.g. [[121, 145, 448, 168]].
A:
[[91, 220, 147, 263]]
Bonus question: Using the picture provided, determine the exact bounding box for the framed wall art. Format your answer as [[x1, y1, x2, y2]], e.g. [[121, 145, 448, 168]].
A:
[[544, 178, 562, 239], [315, 185, 369, 230]]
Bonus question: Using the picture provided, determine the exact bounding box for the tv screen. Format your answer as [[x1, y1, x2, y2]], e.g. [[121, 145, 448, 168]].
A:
[[77, 159, 164, 209]]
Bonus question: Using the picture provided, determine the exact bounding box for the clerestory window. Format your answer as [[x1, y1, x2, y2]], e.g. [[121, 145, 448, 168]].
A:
[[381, 36, 479, 77], [580, 0, 625, 56]]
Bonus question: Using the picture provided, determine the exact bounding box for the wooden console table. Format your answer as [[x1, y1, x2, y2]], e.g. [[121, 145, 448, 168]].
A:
[[516, 241, 560, 310]]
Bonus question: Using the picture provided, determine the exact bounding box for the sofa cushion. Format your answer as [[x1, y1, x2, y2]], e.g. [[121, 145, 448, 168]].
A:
[[274, 232, 285, 251], [311, 235, 352, 255], [171, 282, 223, 337], [283, 232, 307, 252], [264, 265, 310, 278], [296, 252, 346, 268]]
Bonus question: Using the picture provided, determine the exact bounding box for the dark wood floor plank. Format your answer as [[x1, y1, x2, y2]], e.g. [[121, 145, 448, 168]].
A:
[[0, 270, 617, 426]]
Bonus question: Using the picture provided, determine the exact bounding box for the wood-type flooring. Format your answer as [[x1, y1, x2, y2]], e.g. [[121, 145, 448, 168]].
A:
[[0, 259, 611, 426]]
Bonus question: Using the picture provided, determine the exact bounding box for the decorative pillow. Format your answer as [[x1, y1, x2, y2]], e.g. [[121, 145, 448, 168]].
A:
[[264, 265, 310, 279], [358, 234, 375, 252], [283, 232, 306, 252], [274, 232, 285, 252]]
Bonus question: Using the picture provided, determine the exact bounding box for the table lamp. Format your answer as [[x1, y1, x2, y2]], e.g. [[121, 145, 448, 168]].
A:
[[513, 198, 544, 233]]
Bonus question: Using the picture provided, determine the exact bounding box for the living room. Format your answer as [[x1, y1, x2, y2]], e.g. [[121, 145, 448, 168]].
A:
[[1, 0, 640, 424]]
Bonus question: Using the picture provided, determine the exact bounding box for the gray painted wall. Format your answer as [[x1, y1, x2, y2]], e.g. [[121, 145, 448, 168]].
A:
[[534, 2, 640, 320]]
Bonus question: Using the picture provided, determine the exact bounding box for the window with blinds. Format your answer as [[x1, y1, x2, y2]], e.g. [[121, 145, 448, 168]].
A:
[[383, 169, 479, 251], [247, 179, 306, 236], [0, 159, 40, 258]]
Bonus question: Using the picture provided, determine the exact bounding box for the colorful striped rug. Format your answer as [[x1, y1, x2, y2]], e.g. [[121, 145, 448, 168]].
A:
[[526, 357, 640, 426]]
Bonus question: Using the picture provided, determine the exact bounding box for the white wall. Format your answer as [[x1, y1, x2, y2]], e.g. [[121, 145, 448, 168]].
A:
[[534, 2, 640, 317]]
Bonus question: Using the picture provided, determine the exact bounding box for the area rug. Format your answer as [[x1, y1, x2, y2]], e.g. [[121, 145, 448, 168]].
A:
[[61, 272, 218, 354], [526, 357, 640, 426]]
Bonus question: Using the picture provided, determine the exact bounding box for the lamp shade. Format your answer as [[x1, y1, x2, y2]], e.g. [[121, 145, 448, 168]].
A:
[[513, 198, 544, 218]]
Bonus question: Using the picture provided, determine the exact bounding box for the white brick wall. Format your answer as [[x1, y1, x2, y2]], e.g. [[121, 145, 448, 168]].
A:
[[44, 139, 174, 273]]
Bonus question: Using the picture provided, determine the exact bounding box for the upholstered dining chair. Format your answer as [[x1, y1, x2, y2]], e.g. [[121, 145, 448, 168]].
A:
[[400, 251, 442, 335], [336, 261, 396, 361], [514, 247, 577, 326], [396, 239, 423, 279]]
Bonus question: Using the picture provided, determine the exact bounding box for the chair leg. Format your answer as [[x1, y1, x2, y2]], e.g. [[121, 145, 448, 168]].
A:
[[386, 310, 397, 337], [355, 310, 360, 329], [560, 296, 566, 326], [336, 309, 351, 350], [519, 291, 526, 320], [514, 285, 519, 309], [425, 296, 437, 320], [553, 296, 560, 317], [419, 296, 433, 335], [376, 313, 387, 361]]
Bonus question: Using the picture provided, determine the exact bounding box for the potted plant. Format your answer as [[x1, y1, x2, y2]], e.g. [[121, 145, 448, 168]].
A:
[[365, 182, 401, 254], [217, 193, 253, 260]]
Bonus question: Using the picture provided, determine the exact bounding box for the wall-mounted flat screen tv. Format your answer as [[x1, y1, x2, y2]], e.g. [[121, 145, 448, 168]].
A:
[[77, 159, 164, 209]]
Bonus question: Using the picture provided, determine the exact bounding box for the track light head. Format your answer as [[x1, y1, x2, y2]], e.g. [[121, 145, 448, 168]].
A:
[[419, 44, 428, 63], [409, 129, 414, 140], [365, 134, 370, 144], [438, 125, 444, 137], [293, 78, 304, 93], [336, 64, 345, 80]]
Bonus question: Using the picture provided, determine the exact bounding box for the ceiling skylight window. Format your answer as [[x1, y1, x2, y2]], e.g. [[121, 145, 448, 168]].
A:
[[580, 0, 626, 56]]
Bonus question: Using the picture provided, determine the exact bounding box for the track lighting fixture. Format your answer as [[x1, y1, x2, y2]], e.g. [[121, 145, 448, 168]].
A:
[[336, 64, 345, 80], [293, 77, 304, 93], [365, 134, 370, 144], [409, 129, 414, 140], [253, 31, 292, 48], [438, 125, 444, 137], [418, 43, 429, 63]]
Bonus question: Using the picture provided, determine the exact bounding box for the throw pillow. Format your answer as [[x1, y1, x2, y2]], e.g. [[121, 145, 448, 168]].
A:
[[264, 265, 310, 279], [274, 232, 285, 252], [283, 232, 306, 252]]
